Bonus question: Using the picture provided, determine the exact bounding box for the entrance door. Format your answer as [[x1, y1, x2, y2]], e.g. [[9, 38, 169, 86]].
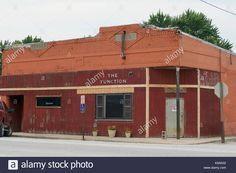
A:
[[9, 96, 24, 132], [165, 98, 184, 137]]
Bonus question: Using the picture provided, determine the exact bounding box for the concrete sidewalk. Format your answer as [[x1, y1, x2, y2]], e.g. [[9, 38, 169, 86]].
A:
[[12, 132, 236, 145]]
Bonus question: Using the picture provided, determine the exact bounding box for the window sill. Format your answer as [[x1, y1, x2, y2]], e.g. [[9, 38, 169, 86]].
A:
[[95, 119, 133, 122], [35, 106, 61, 109]]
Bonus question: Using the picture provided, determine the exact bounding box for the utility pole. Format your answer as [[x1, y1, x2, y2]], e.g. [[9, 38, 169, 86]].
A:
[[220, 82, 225, 143], [176, 67, 180, 139], [82, 111, 85, 141]]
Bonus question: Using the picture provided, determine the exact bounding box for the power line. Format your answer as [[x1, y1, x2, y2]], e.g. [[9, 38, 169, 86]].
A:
[[200, 0, 236, 16]]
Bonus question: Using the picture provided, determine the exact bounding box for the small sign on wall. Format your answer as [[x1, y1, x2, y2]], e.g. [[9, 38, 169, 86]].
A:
[[171, 106, 177, 112], [80, 95, 86, 113]]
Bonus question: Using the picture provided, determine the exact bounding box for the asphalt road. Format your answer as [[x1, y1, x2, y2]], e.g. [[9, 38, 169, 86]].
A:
[[0, 137, 235, 157]]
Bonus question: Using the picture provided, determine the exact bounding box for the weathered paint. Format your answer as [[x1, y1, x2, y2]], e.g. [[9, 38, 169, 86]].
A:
[[200, 89, 220, 136], [5, 89, 146, 137], [0, 68, 145, 88], [0, 67, 221, 137]]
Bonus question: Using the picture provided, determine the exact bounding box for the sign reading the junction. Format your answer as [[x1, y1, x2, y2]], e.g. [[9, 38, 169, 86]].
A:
[[100, 73, 127, 85]]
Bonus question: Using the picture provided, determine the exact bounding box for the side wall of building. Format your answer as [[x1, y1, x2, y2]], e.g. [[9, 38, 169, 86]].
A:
[[221, 52, 236, 136], [182, 34, 236, 136]]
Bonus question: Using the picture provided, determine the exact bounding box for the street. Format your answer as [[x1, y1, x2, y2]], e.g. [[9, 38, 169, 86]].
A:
[[0, 137, 235, 157]]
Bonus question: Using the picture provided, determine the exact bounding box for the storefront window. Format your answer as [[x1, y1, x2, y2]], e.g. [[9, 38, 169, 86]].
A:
[[96, 94, 132, 119]]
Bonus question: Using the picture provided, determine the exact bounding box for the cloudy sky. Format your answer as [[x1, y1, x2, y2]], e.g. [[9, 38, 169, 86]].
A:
[[0, 0, 236, 51]]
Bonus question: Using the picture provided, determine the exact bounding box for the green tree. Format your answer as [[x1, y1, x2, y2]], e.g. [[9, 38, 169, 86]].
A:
[[144, 9, 233, 50], [0, 40, 11, 49], [143, 10, 172, 28], [11, 40, 22, 45], [0, 40, 11, 75], [22, 35, 43, 44], [12, 35, 43, 45]]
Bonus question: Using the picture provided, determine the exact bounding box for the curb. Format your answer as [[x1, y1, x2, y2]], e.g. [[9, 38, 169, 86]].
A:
[[11, 133, 234, 145]]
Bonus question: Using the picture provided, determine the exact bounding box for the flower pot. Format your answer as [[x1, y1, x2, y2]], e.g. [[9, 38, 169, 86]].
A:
[[92, 131, 98, 136], [125, 132, 131, 138], [108, 129, 116, 137]]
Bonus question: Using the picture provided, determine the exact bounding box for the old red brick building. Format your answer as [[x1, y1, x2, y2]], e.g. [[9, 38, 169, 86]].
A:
[[0, 24, 235, 138]]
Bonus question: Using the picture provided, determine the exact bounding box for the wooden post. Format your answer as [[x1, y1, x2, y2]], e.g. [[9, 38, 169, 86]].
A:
[[176, 67, 180, 139], [145, 68, 150, 138], [82, 111, 85, 140], [220, 82, 225, 143], [197, 69, 201, 138], [219, 50, 225, 143]]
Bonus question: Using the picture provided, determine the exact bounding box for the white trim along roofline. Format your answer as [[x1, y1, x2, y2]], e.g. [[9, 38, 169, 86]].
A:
[[142, 24, 236, 56]]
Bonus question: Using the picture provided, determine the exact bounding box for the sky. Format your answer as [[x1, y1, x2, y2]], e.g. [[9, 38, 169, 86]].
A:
[[0, 0, 236, 52]]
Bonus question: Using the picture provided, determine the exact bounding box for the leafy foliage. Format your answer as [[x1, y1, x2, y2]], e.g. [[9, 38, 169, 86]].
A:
[[12, 35, 43, 45], [144, 9, 233, 50], [0, 40, 11, 75], [143, 10, 172, 28]]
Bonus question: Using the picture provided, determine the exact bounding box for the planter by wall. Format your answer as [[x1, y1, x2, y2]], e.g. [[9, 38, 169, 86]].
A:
[[92, 131, 98, 137], [108, 129, 116, 137], [125, 132, 131, 138]]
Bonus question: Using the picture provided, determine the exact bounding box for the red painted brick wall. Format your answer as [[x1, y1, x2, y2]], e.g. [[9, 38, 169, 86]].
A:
[[200, 89, 220, 136], [149, 88, 197, 137], [0, 68, 145, 88], [150, 68, 197, 85], [18, 88, 146, 137], [0, 68, 221, 137]]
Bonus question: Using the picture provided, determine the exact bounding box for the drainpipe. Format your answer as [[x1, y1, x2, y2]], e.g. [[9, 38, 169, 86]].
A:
[[121, 31, 126, 60]]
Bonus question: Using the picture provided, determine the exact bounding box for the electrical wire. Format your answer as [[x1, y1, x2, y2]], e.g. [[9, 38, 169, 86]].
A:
[[200, 0, 236, 16]]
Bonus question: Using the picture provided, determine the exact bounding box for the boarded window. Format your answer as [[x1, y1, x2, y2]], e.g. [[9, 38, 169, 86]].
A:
[[96, 94, 132, 119], [115, 32, 137, 42], [36, 96, 61, 108]]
